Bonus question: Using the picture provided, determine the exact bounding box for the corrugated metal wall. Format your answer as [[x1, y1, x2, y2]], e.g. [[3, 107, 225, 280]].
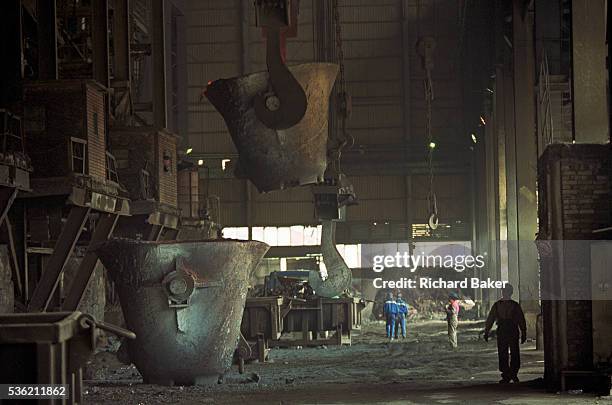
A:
[[186, 0, 241, 154], [185, 0, 471, 239]]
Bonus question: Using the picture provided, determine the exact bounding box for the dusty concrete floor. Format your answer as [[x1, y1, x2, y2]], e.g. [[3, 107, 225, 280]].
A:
[[84, 320, 609, 404]]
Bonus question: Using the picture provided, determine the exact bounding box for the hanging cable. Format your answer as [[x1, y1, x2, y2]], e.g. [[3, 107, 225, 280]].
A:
[[417, 37, 439, 231], [327, 0, 353, 180]]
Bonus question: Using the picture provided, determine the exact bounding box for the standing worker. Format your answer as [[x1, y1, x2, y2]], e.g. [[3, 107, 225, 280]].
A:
[[383, 292, 398, 341], [446, 292, 460, 349], [395, 292, 409, 339], [483, 283, 527, 384]]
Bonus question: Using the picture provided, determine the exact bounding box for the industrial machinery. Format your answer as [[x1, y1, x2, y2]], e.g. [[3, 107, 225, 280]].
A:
[[0, 311, 135, 405], [95, 238, 268, 386], [205, 63, 338, 193], [206, 0, 355, 299], [205, 0, 338, 193], [241, 293, 366, 352], [240, 267, 366, 353], [206, 0, 361, 362]]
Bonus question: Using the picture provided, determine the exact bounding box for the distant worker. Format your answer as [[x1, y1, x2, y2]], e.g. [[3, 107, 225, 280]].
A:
[[383, 292, 398, 341], [483, 283, 527, 384], [446, 292, 460, 349], [395, 292, 409, 339]]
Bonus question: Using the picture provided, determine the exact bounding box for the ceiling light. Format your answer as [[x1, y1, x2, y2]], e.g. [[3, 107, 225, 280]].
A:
[[198, 159, 204, 166]]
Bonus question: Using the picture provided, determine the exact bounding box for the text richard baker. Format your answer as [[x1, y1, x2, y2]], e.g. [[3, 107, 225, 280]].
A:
[[373, 277, 508, 289]]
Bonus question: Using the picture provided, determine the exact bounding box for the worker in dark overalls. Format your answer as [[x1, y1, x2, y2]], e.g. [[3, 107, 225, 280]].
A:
[[383, 292, 398, 341], [395, 292, 409, 339], [446, 292, 460, 349], [483, 284, 527, 384]]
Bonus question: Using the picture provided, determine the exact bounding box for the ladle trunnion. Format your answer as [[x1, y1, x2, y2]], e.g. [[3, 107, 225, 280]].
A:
[[95, 238, 269, 386]]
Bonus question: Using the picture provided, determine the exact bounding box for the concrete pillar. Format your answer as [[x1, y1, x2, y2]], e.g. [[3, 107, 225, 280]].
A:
[[512, 0, 540, 336], [473, 127, 490, 315], [496, 71, 509, 284], [484, 99, 500, 311], [495, 66, 520, 288], [571, 0, 609, 143]]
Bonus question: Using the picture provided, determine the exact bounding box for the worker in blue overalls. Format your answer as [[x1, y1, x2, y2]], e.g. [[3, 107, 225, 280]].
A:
[[383, 292, 398, 341], [395, 292, 409, 339]]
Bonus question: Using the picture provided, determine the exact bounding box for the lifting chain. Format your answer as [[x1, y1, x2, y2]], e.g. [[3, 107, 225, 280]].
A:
[[417, 37, 439, 231], [327, 0, 353, 180]]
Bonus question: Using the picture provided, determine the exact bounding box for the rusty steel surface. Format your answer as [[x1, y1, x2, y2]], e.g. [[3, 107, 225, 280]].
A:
[[309, 220, 352, 298], [95, 238, 269, 386], [205, 63, 338, 193], [282, 297, 366, 333]]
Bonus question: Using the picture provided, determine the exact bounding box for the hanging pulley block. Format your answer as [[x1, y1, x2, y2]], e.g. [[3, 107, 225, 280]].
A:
[[416, 36, 437, 71], [254, 0, 292, 27], [312, 174, 357, 221]]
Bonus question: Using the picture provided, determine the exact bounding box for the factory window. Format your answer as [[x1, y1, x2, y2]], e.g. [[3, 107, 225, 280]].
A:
[[303, 226, 321, 245], [222, 227, 249, 240], [220, 227, 362, 268], [224, 226, 322, 246], [278, 227, 291, 245], [252, 226, 322, 246], [106, 152, 119, 183], [289, 225, 304, 245], [70, 138, 87, 174], [337, 244, 362, 268]]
